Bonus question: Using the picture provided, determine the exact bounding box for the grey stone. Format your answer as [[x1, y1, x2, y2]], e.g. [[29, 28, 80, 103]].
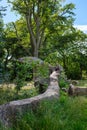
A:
[[0, 69, 60, 127]]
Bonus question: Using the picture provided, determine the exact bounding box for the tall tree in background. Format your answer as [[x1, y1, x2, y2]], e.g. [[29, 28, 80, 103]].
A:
[[0, 0, 7, 83], [45, 29, 87, 79], [0, 0, 6, 59], [8, 0, 75, 57]]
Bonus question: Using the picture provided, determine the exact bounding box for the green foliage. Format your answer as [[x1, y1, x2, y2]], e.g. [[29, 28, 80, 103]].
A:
[[0, 85, 38, 105], [76, 80, 87, 87], [59, 71, 69, 88], [43, 28, 87, 80], [1, 0, 86, 81], [59, 78, 69, 88], [66, 66, 82, 80], [7, 96, 87, 130], [45, 52, 60, 66], [0, 64, 3, 84], [9, 57, 49, 93], [7, 0, 76, 57], [12, 61, 33, 93], [0, 80, 87, 130], [0, 43, 5, 59], [0, 0, 87, 128], [65, 50, 87, 80]]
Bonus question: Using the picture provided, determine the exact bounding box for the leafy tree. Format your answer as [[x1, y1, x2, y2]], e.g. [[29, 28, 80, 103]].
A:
[[0, 0, 7, 82], [4, 19, 30, 59], [57, 30, 87, 79], [44, 27, 87, 79], [0, 0, 6, 41], [8, 0, 75, 57]]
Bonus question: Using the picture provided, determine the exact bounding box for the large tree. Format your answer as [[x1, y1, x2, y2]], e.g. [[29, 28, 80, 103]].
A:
[[8, 0, 75, 57]]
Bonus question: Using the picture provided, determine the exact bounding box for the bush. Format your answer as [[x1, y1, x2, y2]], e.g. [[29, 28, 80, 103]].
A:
[[59, 71, 69, 88], [59, 78, 69, 88]]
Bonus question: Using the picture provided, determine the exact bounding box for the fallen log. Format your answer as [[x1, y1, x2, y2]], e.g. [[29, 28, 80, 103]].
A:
[[0, 68, 60, 127], [68, 84, 87, 96]]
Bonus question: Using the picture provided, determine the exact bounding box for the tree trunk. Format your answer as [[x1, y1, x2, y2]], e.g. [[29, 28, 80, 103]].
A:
[[33, 47, 39, 57]]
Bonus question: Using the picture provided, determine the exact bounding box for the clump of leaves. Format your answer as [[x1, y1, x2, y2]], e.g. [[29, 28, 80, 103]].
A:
[[59, 71, 69, 88]]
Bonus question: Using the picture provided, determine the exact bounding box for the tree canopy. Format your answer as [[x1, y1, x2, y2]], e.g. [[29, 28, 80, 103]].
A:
[[0, 0, 87, 81]]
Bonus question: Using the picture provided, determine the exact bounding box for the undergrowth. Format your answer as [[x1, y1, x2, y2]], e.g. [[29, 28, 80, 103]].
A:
[[1, 95, 87, 130]]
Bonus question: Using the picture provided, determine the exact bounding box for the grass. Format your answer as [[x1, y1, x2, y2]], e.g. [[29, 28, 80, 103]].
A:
[[0, 82, 38, 105], [77, 80, 87, 87], [0, 80, 87, 130], [7, 95, 87, 130]]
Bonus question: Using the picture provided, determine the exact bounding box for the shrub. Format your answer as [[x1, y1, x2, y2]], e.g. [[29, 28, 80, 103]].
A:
[[59, 71, 69, 88]]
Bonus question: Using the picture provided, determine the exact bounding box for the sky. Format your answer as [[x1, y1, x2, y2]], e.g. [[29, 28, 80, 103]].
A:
[[1, 0, 87, 33], [65, 0, 87, 33], [1, 0, 20, 23]]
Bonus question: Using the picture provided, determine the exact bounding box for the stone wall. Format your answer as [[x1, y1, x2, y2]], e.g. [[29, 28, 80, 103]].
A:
[[0, 69, 60, 127]]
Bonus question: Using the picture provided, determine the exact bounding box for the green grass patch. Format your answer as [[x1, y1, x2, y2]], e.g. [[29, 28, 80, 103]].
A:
[[0, 80, 87, 130], [6, 96, 87, 130], [77, 80, 87, 87], [0, 85, 38, 105]]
